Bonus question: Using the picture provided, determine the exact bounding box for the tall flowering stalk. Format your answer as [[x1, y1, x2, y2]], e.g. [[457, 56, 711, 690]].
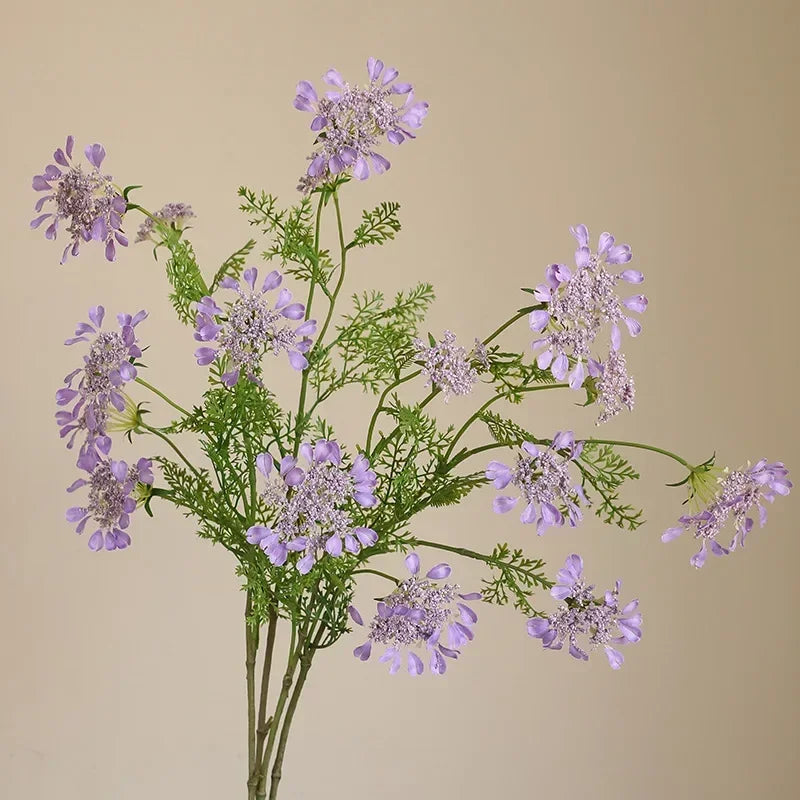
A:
[[35, 58, 790, 800]]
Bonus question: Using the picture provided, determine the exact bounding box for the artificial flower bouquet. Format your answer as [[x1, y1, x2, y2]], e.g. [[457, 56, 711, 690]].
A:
[[34, 57, 791, 799]]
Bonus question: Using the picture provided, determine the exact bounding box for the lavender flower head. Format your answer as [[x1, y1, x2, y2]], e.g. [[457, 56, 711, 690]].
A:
[[66, 456, 153, 551], [246, 440, 378, 574], [194, 267, 316, 387], [293, 57, 428, 193], [589, 348, 636, 424], [662, 460, 792, 567], [413, 331, 480, 401], [31, 136, 128, 263], [135, 202, 195, 243], [486, 432, 586, 533], [55, 306, 147, 461], [530, 225, 646, 391], [350, 553, 481, 676], [527, 554, 642, 669]]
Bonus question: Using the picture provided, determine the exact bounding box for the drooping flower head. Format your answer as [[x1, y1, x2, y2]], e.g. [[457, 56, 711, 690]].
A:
[[293, 57, 428, 193], [193, 267, 316, 387], [350, 553, 480, 676], [413, 330, 480, 401], [31, 136, 128, 263], [65, 456, 153, 551], [246, 440, 378, 574], [662, 460, 791, 568], [529, 225, 646, 392], [135, 202, 195, 243], [55, 306, 147, 461], [589, 348, 636, 424], [486, 432, 586, 533], [527, 554, 642, 669]]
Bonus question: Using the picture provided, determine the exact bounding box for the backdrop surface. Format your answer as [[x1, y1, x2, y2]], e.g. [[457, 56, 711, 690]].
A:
[[1, 1, 798, 798]]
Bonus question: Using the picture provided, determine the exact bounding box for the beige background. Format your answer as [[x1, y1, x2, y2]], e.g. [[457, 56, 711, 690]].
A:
[[1, 0, 798, 797]]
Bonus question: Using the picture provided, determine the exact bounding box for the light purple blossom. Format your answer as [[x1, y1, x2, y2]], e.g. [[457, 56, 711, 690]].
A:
[[486, 432, 586, 533], [527, 554, 642, 669], [246, 440, 378, 573], [589, 349, 636, 424], [530, 225, 646, 390], [193, 267, 316, 386], [135, 202, 195, 243], [413, 330, 480, 401], [662, 460, 791, 567], [31, 136, 128, 264], [293, 57, 428, 192], [55, 306, 147, 462], [65, 456, 153, 551], [350, 553, 480, 676]]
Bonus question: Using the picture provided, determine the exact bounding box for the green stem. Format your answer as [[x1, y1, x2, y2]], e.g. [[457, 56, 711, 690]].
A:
[[125, 202, 158, 222], [482, 307, 533, 346], [139, 423, 203, 479], [446, 442, 507, 471], [292, 195, 325, 456], [267, 648, 315, 800], [245, 593, 258, 799], [251, 608, 278, 792], [352, 568, 400, 585], [304, 194, 326, 323], [257, 623, 302, 799], [244, 425, 257, 523], [364, 370, 421, 455], [415, 538, 513, 570], [444, 383, 570, 463], [134, 376, 191, 417], [314, 189, 348, 348], [587, 439, 695, 470]]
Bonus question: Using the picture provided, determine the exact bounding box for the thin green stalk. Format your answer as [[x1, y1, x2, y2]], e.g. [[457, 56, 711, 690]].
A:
[[139, 422, 203, 479], [482, 307, 533, 346], [267, 648, 315, 800], [444, 382, 570, 462], [587, 438, 695, 471], [415, 538, 514, 570], [292, 195, 326, 456], [251, 608, 278, 794], [303, 193, 326, 323], [352, 568, 400, 585], [244, 430, 257, 524], [134, 376, 191, 417], [314, 189, 348, 347], [256, 623, 302, 800], [364, 370, 421, 455], [245, 593, 258, 799], [445, 442, 507, 471]]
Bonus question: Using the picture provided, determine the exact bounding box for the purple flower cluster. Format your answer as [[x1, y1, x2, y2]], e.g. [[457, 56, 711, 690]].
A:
[[66, 456, 153, 551], [663, 460, 791, 567], [293, 57, 428, 192], [486, 432, 586, 533], [591, 348, 635, 424], [528, 554, 642, 669], [351, 554, 480, 676], [246, 440, 378, 574], [413, 330, 480, 401], [135, 202, 195, 243], [31, 137, 128, 263], [56, 306, 147, 462], [530, 225, 646, 419], [194, 267, 316, 387]]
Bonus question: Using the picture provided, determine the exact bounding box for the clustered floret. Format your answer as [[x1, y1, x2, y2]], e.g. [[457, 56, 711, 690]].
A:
[[31, 136, 128, 263]]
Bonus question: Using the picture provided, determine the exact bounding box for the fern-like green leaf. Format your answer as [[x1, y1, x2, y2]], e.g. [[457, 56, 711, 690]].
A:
[[210, 239, 256, 292], [348, 202, 401, 249]]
